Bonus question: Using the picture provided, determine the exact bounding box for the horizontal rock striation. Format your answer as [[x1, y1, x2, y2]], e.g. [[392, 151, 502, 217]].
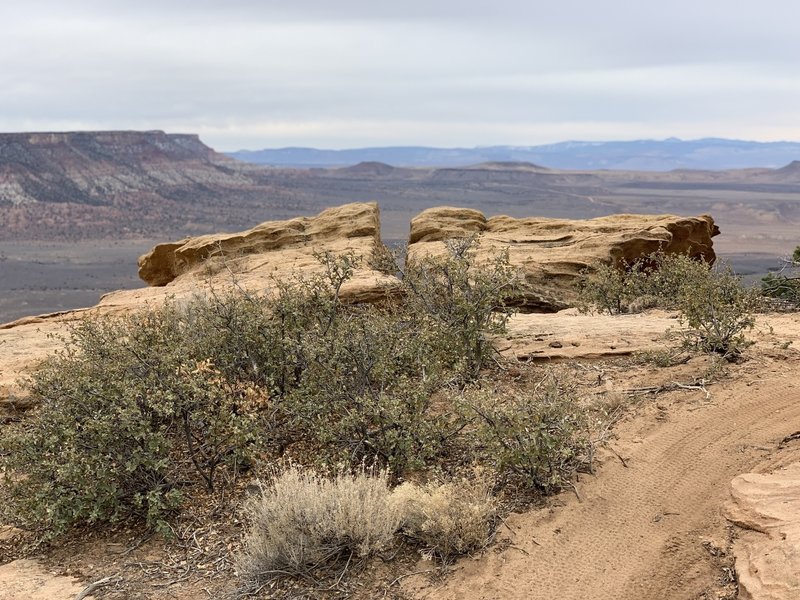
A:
[[407, 207, 719, 312], [0, 130, 239, 207]]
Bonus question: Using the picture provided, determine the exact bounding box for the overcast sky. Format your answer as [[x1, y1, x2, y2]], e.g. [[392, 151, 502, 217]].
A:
[[2, 1, 799, 151]]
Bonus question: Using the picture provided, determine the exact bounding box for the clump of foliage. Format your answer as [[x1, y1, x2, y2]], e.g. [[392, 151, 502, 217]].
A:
[[0, 307, 268, 537], [577, 260, 649, 315], [392, 475, 497, 563], [675, 263, 761, 357], [460, 372, 590, 493], [578, 251, 761, 358], [236, 465, 401, 588], [0, 240, 523, 539], [761, 245, 800, 307], [402, 237, 522, 380]]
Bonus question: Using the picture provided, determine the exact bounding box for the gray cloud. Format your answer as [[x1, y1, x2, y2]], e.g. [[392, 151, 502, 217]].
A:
[[1, 1, 799, 150]]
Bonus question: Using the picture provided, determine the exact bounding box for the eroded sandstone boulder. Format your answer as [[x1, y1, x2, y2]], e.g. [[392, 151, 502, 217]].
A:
[[724, 462, 800, 600], [135, 202, 400, 304], [407, 207, 719, 311]]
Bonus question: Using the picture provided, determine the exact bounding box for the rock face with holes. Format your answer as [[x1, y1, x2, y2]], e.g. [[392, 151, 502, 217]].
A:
[[724, 462, 800, 600], [406, 207, 719, 312]]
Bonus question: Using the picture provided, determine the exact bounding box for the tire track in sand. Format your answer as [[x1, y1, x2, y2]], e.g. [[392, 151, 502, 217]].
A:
[[406, 358, 800, 600]]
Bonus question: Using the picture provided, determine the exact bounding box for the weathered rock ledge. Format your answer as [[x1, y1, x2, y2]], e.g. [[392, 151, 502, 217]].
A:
[[724, 462, 800, 600], [134, 202, 399, 304], [407, 207, 719, 311]]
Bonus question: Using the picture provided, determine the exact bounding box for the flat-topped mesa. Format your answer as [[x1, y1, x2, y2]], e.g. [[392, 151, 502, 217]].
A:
[[136, 202, 399, 304], [408, 207, 719, 312]]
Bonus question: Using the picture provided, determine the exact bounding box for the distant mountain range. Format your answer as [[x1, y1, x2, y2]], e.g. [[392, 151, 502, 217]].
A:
[[228, 138, 800, 171]]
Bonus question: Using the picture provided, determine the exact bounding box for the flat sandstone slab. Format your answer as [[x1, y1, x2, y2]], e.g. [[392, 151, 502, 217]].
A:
[[0, 560, 90, 600], [408, 207, 718, 311], [724, 462, 800, 600], [500, 309, 681, 360]]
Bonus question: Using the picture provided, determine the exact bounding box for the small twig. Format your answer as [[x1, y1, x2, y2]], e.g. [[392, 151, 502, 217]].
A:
[[508, 544, 530, 555], [623, 379, 713, 399], [569, 482, 582, 502], [608, 446, 629, 468], [387, 568, 439, 588], [779, 431, 800, 448], [121, 532, 153, 556], [672, 381, 711, 400], [75, 575, 120, 600], [153, 573, 192, 588], [497, 514, 516, 537], [330, 550, 353, 589]]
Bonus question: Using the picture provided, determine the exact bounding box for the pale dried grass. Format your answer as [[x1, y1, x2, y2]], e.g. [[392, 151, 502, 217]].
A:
[[236, 465, 401, 586], [392, 476, 497, 562]]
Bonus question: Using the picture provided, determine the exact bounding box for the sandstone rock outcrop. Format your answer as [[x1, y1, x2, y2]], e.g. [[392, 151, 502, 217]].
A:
[[724, 462, 800, 600], [134, 202, 399, 304], [407, 207, 719, 312], [1, 202, 719, 416]]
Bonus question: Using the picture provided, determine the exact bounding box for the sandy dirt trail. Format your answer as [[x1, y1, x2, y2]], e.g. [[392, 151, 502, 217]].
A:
[[407, 316, 800, 600]]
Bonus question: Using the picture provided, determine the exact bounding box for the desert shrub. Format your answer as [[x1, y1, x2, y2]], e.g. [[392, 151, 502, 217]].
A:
[[392, 476, 497, 563], [761, 245, 800, 308], [578, 251, 760, 358], [577, 260, 648, 315], [251, 252, 466, 473], [0, 307, 266, 537], [676, 263, 761, 357], [403, 237, 522, 380], [1, 245, 523, 538], [236, 465, 401, 587], [460, 373, 590, 493], [578, 251, 713, 315], [272, 242, 520, 472]]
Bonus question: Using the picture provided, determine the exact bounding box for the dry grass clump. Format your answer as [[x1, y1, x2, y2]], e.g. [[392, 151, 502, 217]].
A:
[[392, 476, 497, 563], [236, 465, 401, 587]]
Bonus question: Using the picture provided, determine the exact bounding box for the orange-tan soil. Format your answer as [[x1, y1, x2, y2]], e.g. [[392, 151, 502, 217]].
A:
[[404, 313, 800, 600]]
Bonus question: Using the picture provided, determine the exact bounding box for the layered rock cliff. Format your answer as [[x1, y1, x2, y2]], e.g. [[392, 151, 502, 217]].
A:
[[0, 130, 237, 205], [0, 131, 285, 240]]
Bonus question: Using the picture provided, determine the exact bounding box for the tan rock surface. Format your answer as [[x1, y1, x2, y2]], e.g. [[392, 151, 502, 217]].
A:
[[408, 207, 719, 311], [0, 559, 91, 600], [724, 463, 800, 600], [500, 308, 681, 360], [136, 202, 397, 306], [0, 317, 75, 415]]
